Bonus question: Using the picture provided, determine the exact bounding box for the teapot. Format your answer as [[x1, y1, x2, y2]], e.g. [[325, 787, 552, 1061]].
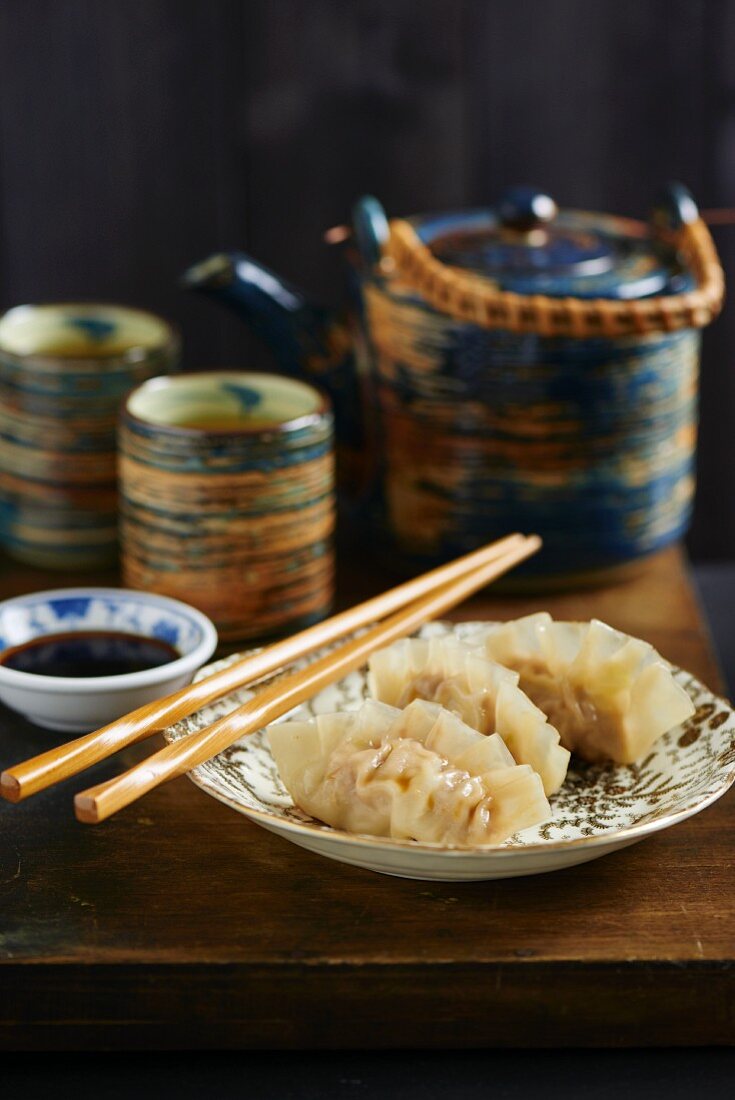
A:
[[183, 184, 723, 584]]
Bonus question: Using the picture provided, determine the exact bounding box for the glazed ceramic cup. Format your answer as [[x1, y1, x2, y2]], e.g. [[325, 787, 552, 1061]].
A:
[[0, 303, 179, 569], [119, 371, 335, 641]]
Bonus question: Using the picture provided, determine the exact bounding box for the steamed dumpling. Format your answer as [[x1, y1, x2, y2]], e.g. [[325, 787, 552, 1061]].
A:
[[267, 699, 551, 847], [480, 614, 695, 764], [367, 636, 570, 796]]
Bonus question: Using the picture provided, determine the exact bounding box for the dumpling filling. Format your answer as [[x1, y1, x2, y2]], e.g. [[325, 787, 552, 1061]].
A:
[[480, 614, 696, 764], [368, 636, 570, 795], [267, 699, 551, 847]]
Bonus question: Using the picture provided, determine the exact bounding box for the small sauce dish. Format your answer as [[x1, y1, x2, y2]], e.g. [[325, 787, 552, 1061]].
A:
[[0, 587, 217, 732]]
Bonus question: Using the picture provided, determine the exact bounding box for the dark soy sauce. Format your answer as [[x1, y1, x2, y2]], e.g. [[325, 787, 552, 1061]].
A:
[[0, 630, 180, 678]]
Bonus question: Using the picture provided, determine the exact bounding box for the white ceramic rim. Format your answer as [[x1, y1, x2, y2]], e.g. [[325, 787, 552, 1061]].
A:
[[0, 302, 178, 360], [124, 370, 328, 435], [0, 586, 218, 693]]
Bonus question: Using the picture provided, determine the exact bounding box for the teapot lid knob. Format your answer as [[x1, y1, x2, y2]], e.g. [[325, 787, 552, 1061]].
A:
[[498, 186, 558, 231], [650, 181, 699, 232]]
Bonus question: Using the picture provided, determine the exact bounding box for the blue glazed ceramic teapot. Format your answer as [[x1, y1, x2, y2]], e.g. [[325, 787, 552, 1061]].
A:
[[183, 184, 723, 584]]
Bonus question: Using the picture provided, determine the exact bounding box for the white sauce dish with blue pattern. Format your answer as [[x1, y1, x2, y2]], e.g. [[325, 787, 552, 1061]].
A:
[[0, 587, 217, 732]]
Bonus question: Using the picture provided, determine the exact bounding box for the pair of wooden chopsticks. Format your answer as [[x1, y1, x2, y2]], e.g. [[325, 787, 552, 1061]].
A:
[[0, 533, 540, 824]]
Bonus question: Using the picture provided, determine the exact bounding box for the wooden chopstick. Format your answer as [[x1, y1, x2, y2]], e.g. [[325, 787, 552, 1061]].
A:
[[73, 534, 541, 824], [0, 533, 525, 803]]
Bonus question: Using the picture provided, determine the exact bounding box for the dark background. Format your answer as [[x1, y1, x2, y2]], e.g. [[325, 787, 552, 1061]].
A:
[[0, 0, 733, 559]]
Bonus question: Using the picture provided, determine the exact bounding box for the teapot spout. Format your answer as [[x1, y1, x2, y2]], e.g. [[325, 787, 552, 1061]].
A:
[[185, 250, 359, 412], [182, 251, 342, 370], [182, 251, 366, 484]]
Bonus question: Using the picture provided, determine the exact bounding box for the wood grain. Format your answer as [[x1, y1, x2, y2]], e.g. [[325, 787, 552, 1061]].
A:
[[0, 545, 732, 1049]]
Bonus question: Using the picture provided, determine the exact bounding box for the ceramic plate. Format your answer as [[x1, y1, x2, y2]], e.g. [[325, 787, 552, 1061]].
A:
[[164, 622, 735, 881]]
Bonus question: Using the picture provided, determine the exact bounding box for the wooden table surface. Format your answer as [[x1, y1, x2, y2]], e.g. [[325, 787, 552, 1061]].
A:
[[0, 545, 733, 1051]]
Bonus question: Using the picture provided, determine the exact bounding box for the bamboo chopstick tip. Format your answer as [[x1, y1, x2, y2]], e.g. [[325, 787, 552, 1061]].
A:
[[0, 770, 22, 803], [74, 793, 100, 824]]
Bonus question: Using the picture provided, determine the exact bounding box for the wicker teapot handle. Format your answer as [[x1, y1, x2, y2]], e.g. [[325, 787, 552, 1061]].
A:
[[382, 200, 724, 338]]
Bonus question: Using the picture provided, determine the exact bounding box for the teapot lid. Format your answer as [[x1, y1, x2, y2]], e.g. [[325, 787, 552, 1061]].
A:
[[406, 186, 692, 300]]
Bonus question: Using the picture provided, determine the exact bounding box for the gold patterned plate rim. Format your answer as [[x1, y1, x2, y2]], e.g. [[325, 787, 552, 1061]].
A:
[[165, 621, 735, 860]]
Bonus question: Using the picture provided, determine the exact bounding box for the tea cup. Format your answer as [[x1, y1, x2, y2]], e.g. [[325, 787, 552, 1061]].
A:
[[0, 302, 179, 569], [119, 371, 335, 641]]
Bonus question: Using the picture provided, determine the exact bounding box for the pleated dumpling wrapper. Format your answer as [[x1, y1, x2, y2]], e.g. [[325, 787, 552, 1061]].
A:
[[267, 698, 551, 847], [479, 613, 696, 764], [367, 636, 570, 796]]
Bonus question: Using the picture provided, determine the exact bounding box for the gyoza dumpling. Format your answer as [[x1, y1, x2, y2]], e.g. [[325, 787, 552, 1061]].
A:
[[367, 636, 570, 796], [267, 699, 550, 847], [480, 614, 695, 764]]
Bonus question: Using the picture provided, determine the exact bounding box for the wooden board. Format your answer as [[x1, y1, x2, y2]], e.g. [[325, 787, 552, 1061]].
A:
[[0, 545, 733, 1050]]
